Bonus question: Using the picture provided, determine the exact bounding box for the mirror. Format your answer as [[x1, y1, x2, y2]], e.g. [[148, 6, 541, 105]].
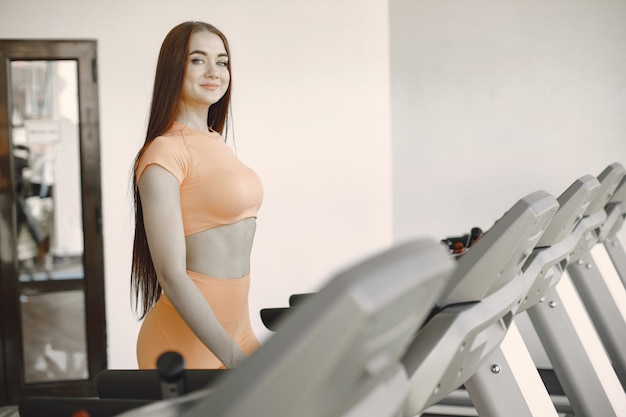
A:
[[10, 59, 88, 383], [1, 38, 105, 405], [11, 60, 84, 283]]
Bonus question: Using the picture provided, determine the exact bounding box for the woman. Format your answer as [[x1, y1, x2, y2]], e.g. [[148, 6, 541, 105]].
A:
[[131, 21, 262, 369]]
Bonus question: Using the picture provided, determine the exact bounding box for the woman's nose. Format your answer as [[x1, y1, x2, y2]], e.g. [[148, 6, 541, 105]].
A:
[[205, 65, 218, 78]]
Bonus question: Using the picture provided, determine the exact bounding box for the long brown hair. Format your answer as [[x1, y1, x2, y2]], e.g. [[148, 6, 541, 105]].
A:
[[131, 21, 233, 319]]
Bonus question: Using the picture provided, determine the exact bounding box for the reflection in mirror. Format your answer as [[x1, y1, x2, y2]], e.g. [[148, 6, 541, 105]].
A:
[[10, 59, 89, 383], [10, 60, 84, 282], [20, 290, 88, 383]]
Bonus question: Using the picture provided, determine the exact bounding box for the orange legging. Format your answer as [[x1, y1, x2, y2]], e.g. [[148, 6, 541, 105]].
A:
[[136, 271, 260, 369]]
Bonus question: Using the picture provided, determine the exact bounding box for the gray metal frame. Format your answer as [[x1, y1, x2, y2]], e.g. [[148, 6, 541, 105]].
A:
[[422, 168, 626, 417], [402, 190, 559, 415], [565, 164, 626, 388], [599, 175, 626, 287], [523, 164, 626, 417], [459, 174, 601, 417], [464, 323, 560, 417]]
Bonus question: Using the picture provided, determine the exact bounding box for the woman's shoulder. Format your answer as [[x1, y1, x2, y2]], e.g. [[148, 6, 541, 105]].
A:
[[145, 124, 188, 152], [153, 122, 186, 142], [140, 124, 192, 163]]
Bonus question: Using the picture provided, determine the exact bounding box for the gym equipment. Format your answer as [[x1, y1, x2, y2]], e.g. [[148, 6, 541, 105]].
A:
[[16, 163, 626, 417], [117, 238, 456, 417], [402, 190, 559, 416], [565, 164, 626, 388], [601, 175, 626, 287], [522, 164, 626, 417]]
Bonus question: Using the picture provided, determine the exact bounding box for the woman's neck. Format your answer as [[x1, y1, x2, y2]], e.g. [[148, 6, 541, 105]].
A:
[[175, 106, 210, 132]]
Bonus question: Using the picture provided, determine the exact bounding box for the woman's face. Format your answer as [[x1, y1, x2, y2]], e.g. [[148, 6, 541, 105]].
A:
[[181, 30, 230, 109]]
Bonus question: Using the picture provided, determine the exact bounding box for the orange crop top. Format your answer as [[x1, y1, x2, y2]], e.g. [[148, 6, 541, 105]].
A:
[[136, 121, 263, 236]]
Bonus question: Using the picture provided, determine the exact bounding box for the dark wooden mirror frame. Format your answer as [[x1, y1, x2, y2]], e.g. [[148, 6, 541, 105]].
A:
[[0, 39, 106, 405]]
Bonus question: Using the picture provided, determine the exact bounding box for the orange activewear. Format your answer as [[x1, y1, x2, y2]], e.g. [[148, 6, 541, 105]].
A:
[[135, 121, 263, 237], [135, 122, 263, 369]]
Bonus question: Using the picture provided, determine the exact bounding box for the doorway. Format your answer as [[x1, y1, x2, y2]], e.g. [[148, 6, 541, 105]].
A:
[[0, 39, 106, 405]]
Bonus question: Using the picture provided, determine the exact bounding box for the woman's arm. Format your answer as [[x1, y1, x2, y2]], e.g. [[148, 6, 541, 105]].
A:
[[138, 165, 248, 368]]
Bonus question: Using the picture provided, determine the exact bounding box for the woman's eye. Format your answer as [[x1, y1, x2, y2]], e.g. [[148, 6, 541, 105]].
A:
[[217, 60, 229, 67], [191, 57, 204, 64]]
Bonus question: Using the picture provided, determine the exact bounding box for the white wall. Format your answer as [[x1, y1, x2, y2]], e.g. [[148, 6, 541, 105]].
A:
[[0, 0, 393, 369], [390, 0, 626, 241]]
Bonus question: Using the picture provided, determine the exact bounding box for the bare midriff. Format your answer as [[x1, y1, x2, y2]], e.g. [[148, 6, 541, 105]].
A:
[[184, 217, 256, 279]]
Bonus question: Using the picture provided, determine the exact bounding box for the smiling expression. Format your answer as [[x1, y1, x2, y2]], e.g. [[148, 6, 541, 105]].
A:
[[181, 30, 230, 110]]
